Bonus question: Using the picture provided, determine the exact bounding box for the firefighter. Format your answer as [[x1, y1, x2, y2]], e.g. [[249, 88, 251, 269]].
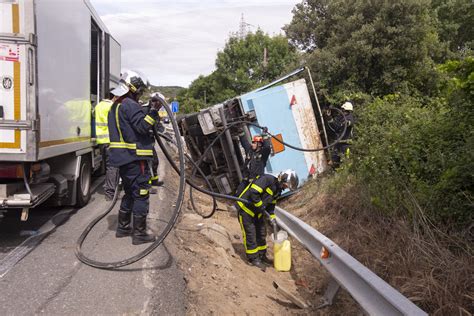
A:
[[235, 169, 299, 269], [328, 101, 354, 167], [143, 92, 165, 189], [108, 70, 162, 245], [235, 128, 271, 196], [94, 91, 118, 201]]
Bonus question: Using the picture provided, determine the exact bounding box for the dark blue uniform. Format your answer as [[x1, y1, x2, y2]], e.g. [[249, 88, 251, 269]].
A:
[[108, 97, 159, 216], [329, 112, 354, 166], [235, 135, 271, 196]]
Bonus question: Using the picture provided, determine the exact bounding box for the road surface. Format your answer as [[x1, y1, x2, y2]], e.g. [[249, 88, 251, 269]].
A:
[[0, 155, 186, 315]]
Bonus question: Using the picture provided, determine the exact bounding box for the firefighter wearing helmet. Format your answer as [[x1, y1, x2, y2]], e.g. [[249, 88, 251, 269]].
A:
[[142, 92, 167, 191], [235, 169, 299, 270], [235, 127, 272, 196], [108, 70, 162, 245], [328, 101, 355, 167]]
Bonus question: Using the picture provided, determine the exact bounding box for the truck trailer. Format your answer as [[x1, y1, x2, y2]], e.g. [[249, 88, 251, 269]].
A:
[[179, 71, 328, 195], [0, 0, 121, 220]]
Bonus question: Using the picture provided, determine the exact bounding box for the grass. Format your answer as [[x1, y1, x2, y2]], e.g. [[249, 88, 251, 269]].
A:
[[282, 173, 474, 315]]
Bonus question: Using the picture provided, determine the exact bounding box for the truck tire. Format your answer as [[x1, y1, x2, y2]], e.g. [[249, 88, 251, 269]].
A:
[[76, 156, 92, 207]]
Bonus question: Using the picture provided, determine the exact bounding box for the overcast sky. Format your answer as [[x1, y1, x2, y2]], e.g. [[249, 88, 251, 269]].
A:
[[90, 0, 301, 87]]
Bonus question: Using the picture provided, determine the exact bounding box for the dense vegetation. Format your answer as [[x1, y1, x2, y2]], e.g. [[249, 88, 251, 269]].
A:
[[179, 0, 473, 229]]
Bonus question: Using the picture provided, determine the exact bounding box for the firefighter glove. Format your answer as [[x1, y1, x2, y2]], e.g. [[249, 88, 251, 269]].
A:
[[149, 108, 160, 121], [270, 218, 277, 227]]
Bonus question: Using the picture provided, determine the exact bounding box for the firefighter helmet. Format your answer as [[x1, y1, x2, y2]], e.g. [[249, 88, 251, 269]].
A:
[[278, 169, 299, 191], [252, 135, 263, 143], [341, 101, 353, 111], [111, 70, 149, 97]]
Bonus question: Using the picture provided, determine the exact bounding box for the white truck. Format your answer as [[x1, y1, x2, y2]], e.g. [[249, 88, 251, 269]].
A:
[[0, 0, 121, 220]]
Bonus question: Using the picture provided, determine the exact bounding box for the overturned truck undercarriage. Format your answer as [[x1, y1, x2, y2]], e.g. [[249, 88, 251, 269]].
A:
[[179, 98, 251, 194]]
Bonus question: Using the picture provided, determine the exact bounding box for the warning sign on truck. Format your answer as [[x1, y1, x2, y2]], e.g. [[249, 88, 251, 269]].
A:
[[0, 43, 19, 62]]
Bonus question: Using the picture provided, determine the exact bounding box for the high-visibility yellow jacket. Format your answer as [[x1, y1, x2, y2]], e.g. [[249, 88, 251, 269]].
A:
[[95, 99, 113, 144]]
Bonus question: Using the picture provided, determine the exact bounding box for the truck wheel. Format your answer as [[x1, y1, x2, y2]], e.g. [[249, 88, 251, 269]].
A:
[[76, 156, 92, 207]]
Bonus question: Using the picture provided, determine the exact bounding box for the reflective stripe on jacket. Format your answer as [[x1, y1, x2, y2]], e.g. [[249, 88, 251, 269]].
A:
[[108, 97, 158, 167], [236, 174, 280, 218], [95, 99, 113, 144]]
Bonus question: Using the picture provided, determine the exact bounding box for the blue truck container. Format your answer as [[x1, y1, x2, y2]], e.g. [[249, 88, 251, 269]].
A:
[[180, 77, 327, 194]]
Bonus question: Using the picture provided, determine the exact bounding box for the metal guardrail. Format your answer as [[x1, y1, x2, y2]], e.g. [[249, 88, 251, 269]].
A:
[[275, 206, 427, 316]]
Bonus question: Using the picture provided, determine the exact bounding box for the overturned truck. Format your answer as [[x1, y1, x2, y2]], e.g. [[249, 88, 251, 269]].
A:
[[179, 69, 329, 194]]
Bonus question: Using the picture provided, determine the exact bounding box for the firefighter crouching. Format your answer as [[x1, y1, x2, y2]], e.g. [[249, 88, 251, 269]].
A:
[[108, 70, 162, 245], [235, 169, 298, 269]]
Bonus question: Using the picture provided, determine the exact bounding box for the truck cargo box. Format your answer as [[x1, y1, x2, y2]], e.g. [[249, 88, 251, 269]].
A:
[[0, 0, 121, 213], [180, 77, 327, 194], [0, 0, 121, 162]]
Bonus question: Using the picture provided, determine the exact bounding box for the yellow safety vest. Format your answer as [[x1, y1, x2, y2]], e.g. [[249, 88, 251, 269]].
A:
[[95, 99, 113, 144]]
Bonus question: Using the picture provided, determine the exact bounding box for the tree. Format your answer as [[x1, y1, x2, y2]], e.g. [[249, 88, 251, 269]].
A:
[[432, 0, 474, 56], [178, 30, 299, 112], [214, 29, 299, 95], [284, 0, 441, 98]]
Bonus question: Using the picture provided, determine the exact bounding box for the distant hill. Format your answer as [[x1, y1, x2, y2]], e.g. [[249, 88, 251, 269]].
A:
[[149, 85, 185, 100]]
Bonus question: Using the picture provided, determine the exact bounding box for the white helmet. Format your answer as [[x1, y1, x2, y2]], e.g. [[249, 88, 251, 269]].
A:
[[111, 70, 149, 97], [278, 169, 299, 191], [341, 101, 353, 111]]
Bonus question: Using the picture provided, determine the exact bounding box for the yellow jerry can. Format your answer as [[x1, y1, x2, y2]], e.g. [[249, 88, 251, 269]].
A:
[[273, 231, 291, 271]]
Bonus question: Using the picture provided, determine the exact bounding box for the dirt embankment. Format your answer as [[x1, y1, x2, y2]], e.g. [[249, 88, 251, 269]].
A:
[[167, 173, 473, 315]]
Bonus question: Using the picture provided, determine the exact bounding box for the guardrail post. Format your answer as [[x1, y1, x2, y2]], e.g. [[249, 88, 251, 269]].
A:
[[316, 277, 340, 309]]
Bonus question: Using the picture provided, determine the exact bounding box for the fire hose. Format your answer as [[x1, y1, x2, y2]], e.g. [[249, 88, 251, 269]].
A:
[[75, 97, 348, 269]]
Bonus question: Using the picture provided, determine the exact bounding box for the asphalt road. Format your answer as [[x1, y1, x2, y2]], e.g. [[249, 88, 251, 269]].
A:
[[0, 155, 186, 315]]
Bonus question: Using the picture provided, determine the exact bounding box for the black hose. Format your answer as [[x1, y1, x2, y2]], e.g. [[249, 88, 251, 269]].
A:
[[154, 131, 218, 218], [189, 107, 347, 178], [75, 100, 348, 269], [155, 130, 250, 204], [75, 99, 186, 269]]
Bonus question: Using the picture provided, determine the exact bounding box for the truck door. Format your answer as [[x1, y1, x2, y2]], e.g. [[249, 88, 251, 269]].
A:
[[0, 0, 37, 161]]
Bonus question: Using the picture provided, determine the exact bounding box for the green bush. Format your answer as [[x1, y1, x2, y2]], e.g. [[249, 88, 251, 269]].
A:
[[350, 58, 473, 227]]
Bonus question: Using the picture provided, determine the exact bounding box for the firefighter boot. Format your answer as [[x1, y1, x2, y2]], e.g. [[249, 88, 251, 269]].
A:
[[116, 210, 132, 238], [151, 179, 164, 187], [260, 252, 273, 266], [132, 215, 156, 245], [248, 257, 266, 271]]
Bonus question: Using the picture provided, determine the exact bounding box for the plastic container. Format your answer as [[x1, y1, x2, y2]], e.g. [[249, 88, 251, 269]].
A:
[[272, 230, 291, 271]]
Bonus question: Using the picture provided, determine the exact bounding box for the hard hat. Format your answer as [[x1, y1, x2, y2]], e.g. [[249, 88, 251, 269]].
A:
[[341, 101, 353, 111], [111, 70, 149, 97], [278, 169, 299, 191], [252, 135, 263, 143]]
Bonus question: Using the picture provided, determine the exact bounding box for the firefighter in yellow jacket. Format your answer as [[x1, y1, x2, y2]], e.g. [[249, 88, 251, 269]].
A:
[[95, 92, 119, 200]]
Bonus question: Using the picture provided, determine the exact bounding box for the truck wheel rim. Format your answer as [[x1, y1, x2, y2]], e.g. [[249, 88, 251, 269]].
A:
[[80, 162, 91, 195]]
